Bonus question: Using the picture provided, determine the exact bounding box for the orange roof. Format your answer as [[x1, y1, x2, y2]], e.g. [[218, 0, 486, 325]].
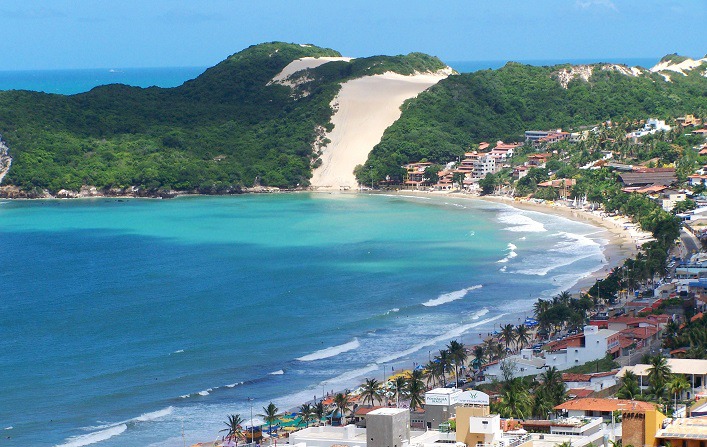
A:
[[568, 388, 594, 399], [619, 326, 659, 340], [562, 373, 592, 382], [354, 406, 385, 416], [555, 398, 656, 412]]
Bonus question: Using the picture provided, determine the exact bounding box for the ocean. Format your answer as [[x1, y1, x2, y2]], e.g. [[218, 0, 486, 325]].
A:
[[0, 193, 609, 447], [0, 57, 660, 95]]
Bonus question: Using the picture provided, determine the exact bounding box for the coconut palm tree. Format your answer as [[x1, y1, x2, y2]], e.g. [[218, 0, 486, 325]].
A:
[[471, 345, 486, 370], [314, 401, 326, 426], [361, 378, 382, 406], [434, 350, 452, 386], [299, 403, 314, 428], [617, 370, 641, 400], [515, 324, 531, 351], [668, 375, 690, 411], [406, 376, 426, 410], [258, 402, 280, 439], [537, 367, 566, 405], [447, 340, 467, 385], [647, 355, 672, 398], [425, 360, 442, 387], [497, 379, 531, 419], [333, 392, 351, 425], [220, 414, 245, 444], [500, 324, 516, 353], [393, 376, 406, 408]]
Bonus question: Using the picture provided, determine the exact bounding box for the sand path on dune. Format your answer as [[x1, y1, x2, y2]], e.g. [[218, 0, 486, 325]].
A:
[[310, 71, 449, 189]]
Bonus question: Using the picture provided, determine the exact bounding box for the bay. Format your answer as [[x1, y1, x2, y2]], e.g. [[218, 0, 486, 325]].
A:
[[0, 193, 607, 446]]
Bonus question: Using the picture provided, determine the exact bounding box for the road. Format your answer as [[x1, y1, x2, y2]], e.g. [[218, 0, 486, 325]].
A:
[[680, 228, 701, 259]]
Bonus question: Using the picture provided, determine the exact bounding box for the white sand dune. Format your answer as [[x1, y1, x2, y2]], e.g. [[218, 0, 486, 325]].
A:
[[270, 56, 352, 85], [310, 70, 451, 189], [650, 57, 707, 76]]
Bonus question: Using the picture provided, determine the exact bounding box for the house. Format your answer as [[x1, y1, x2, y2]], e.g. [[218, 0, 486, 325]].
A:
[[688, 174, 707, 187], [535, 131, 570, 148], [555, 397, 659, 420], [617, 168, 677, 188], [527, 153, 552, 167], [525, 130, 551, 143], [627, 118, 672, 140], [472, 154, 497, 179], [513, 165, 530, 180], [562, 370, 619, 392], [617, 359, 707, 399], [536, 178, 576, 198], [403, 162, 432, 188], [693, 128, 707, 138], [655, 416, 707, 447], [677, 114, 702, 127], [661, 189, 687, 212]]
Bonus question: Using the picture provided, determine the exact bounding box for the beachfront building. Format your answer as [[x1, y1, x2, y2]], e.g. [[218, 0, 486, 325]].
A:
[[617, 359, 707, 400], [617, 168, 678, 189], [482, 326, 619, 383], [403, 162, 432, 188], [472, 154, 497, 180], [536, 178, 576, 199]]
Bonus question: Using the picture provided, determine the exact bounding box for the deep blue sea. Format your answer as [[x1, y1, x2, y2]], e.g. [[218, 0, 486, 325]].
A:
[[0, 58, 660, 95], [0, 194, 609, 446]]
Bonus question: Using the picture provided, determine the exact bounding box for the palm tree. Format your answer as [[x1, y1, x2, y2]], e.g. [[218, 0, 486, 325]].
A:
[[258, 402, 280, 439], [361, 378, 382, 406], [647, 355, 672, 398], [406, 376, 426, 410], [434, 350, 452, 386], [220, 414, 245, 443], [447, 340, 467, 385], [617, 370, 640, 400], [668, 375, 690, 411], [314, 401, 326, 426], [299, 403, 314, 428], [515, 325, 531, 351], [537, 367, 566, 405], [471, 345, 486, 370], [425, 360, 442, 387], [393, 376, 406, 408], [500, 324, 516, 353], [333, 392, 351, 425], [497, 379, 531, 419]]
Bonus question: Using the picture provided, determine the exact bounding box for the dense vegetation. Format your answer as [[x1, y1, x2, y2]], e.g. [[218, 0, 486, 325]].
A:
[[356, 61, 707, 184], [0, 42, 445, 195]]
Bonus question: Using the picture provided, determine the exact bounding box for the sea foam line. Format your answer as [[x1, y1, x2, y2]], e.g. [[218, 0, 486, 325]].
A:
[[422, 285, 482, 307], [497, 242, 518, 263], [55, 424, 127, 447], [296, 338, 360, 362], [269, 369, 285, 375], [498, 211, 546, 233]]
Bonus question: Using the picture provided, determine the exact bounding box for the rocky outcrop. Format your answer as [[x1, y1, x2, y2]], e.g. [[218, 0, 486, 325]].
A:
[[0, 138, 12, 185]]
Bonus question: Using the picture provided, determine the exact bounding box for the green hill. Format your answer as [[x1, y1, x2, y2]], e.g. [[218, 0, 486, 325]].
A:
[[356, 61, 707, 184], [0, 42, 445, 195]]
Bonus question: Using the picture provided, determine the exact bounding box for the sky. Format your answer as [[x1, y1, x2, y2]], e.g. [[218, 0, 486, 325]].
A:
[[0, 0, 704, 70]]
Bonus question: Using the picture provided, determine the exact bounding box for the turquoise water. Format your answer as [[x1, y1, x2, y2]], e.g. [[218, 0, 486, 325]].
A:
[[0, 193, 608, 446]]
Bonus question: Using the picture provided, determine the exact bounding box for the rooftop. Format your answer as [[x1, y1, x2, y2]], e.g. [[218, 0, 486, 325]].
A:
[[555, 398, 656, 412], [656, 417, 707, 441], [617, 359, 707, 377]]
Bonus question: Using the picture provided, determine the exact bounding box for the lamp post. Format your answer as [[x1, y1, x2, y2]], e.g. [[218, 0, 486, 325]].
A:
[[248, 397, 254, 446]]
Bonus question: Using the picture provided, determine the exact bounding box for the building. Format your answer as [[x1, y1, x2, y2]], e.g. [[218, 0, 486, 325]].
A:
[[403, 162, 432, 188], [627, 118, 672, 140], [527, 153, 552, 168], [617, 359, 707, 400], [525, 130, 551, 143], [617, 168, 677, 188], [562, 370, 619, 393], [513, 165, 530, 180], [423, 388, 462, 429], [472, 154, 497, 179], [677, 114, 703, 127], [661, 189, 687, 212], [655, 416, 707, 447]]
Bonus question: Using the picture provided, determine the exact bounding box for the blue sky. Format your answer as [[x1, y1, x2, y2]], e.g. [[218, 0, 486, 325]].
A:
[[1, 0, 704, 70]]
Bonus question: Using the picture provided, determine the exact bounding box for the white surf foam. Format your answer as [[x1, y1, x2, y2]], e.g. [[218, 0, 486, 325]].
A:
[[171, 349, 184, 354], [422, 285, 482, 307], [497, 242, 518, 263], [134, 407, 173, 422], [470, 308, 489, 320], [385, 308, 400, 315], [374, 314, 503, 364], [296, 338, 360, 361], [499, 266, 507, 272], [269, 370, 285, 375], [513, 252, 596, 276], [498, 212, 547, 233], [198, 389, 210, 396], [55, 424, 127, 447], [4, 426, 12, 430]]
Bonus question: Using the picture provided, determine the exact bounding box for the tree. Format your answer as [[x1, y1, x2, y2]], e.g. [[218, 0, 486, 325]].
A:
[[471, 345, 486, 370], [668, 375, 690, 411], [361, 378, 382, 406], [299, 403, 314, 428], [333, 393, 351, 425], [479, 173, 498, 195], [537, 367, 566, 406], [453, 171, 466, 190], [500, 324, 516, 353], [259, 402, 280, 438], [497, 379, 532, 419], [394, 376, 407, 408], [434, 349, 452, 386], [647, 355, 672, 398], [314, 401, 326, 426], [220, 414, 245, 443], [406, 375, 426, 410], [515, 325, 531, 351], [447, 340, 467, 385], [617, 371, 641, 400]]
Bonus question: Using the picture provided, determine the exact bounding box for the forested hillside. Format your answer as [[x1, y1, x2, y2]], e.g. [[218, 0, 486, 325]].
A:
[[356, 61, 707, 184], [0, 42, 445, 195]]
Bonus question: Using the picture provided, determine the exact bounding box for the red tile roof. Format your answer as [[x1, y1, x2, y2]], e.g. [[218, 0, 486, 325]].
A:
[[568, 388, 594, 399], [555, 398, 656, 412], [619, 326, 659, 340]]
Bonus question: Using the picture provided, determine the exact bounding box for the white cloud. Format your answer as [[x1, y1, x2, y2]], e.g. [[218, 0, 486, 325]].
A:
[[576, 0, 618, 11]]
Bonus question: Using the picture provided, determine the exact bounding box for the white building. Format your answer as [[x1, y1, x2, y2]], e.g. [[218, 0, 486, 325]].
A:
[[472, 154, 497, 179], [617, 358, 707, 400]]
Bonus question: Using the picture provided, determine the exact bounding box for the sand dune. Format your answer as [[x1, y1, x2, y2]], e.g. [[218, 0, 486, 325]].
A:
[[310, 70, 451, 189]]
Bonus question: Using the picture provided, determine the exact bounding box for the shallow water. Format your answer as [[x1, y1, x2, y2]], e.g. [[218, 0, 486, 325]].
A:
[[0, 193, 607, 446]]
